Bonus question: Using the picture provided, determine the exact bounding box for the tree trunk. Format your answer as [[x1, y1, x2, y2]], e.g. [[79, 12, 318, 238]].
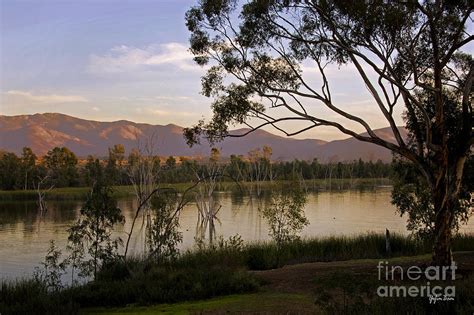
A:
[[431, 157, 466, 266], [431, 201, 454, 266]]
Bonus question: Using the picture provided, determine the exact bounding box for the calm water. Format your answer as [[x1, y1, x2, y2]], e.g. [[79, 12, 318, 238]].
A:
[[1, 186, 473, 280]]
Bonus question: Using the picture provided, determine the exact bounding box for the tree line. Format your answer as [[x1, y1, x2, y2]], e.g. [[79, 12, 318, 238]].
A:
[[0, 145, 393, 190]]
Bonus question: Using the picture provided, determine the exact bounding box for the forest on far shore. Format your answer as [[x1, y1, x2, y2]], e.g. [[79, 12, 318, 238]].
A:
[[0, 145, 393, 191]]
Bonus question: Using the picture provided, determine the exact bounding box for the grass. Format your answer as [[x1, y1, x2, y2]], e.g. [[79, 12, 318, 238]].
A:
[[0, 178, 391, 201], [82, 292, 315, 314], [0, 252, 261, 314], [0, 184, 185, 201], [2, 233, 473, 314], [177, 233, 474, 271], [0, 279, 78, 314], [84, 252, 474, 314], [311, 253, 474, 314], [0, 186, 123, 201]]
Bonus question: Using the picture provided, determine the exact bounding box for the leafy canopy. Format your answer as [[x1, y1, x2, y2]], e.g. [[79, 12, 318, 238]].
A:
[[184, 0, 472, 175]]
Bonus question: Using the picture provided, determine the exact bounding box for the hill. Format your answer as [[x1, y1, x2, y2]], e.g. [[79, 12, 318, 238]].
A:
[[0, 113, 406, 162]]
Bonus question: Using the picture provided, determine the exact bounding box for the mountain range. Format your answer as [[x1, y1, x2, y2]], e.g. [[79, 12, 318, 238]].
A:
[[0, 113, 406, 162]]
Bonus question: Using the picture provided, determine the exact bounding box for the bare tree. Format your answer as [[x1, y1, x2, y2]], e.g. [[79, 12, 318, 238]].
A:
[[247, 147, 272, 197], [124, 135, 160, 257], [34, 175, 54, 215], [194, 148, 224, 245]]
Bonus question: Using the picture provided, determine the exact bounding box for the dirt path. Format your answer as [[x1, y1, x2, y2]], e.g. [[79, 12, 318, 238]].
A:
[[84, 253, 474, 314], [252, 252, 474, 295]]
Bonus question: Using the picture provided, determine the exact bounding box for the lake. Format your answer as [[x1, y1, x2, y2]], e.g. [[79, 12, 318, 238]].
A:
[[1, 186, 473, 280]]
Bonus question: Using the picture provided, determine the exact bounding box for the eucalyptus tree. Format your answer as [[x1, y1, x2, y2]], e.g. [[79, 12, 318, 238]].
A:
[[20, 147, 37, 190], [147, 192, 183, 261], [34, 240, 67, 292], [261, 186, 308, 264], [105, 145, 123, 185], [391, 94, 474, 240], [83, 156, 103, 187], [68, 181, 124, 280], [43, 147, 78, 187], [0, 152, 20, 190], [228, 154, 250, 182], [184, 0, 473, 266]]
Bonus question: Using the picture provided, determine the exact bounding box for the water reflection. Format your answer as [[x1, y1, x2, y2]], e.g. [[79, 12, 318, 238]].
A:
[[1, 186, 473, 280]]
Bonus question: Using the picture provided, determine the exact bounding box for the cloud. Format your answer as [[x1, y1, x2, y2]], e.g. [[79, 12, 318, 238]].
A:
[[132, 95, 194, 104], [153, 96, 192, 102], [87, 42, 200, 74], [134, 106, 196, 117], [6, 90, 88, 103]]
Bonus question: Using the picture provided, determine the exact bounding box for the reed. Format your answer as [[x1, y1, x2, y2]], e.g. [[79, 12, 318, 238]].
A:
[[1, 233, 473, 313]]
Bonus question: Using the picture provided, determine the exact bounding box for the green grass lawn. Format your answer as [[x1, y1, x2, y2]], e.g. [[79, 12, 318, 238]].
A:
[[82, 292, 315, 314]]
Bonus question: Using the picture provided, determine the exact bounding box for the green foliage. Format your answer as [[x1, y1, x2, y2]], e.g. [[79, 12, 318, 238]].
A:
[[83, 156, 103, 187], [1, 252, 260, 312], [71, 262, 258, 308], [2, 234, 474, 313], [244, 233, 429, 270], [183, 0, 471, 146], [391, 160, 436, 239], [0, 152, 21, 190], [0, 279, 78, 315], [0, 145, 394, 191], [165, 156, 176, 169], [147, 192, 183, 261], [314, 267, 474, 314], [66, 231, 86, 285], [261, 187, 308, 249], [0, 148, 41, 190], [18, 147, 38, 190], [43, 147, 79, 187], [33, 240, 68, 292], [391, 92, 474, 240], [67, 182, 124, 280], [314, 271, 376, 314], [105, 144, 126, 185], [183, 0, 472, 266]]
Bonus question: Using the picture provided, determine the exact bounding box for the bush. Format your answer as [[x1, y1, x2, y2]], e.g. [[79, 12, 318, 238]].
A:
[[0, 279, 78, 315], [72, 264, 259, 308], [2, 233, 473, 313]]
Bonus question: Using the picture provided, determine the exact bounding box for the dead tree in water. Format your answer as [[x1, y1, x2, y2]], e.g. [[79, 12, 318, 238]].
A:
[[247, 147, 271, 198], [194, 148, 223, 245], [125, 135, 160, 256], [34, 175, 54, 216]]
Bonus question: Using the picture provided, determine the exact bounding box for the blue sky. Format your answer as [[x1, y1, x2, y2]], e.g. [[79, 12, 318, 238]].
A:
[[3, 1, 469, 141], [1, 0, 212, 127]]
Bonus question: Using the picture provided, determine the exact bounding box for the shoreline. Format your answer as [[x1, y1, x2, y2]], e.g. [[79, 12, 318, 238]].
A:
[[0, 178, 392, 201]]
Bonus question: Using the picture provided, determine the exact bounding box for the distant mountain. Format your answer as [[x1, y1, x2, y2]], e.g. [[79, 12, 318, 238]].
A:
[[0, 113, 406, 162]]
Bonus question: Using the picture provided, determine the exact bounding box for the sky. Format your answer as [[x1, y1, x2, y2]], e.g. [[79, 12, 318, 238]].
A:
[[1, 0, 210, 127], [2, 1, 470, 141]]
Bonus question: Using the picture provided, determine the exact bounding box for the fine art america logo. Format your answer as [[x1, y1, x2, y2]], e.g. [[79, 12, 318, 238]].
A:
[[377, 261, 457, 304]]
